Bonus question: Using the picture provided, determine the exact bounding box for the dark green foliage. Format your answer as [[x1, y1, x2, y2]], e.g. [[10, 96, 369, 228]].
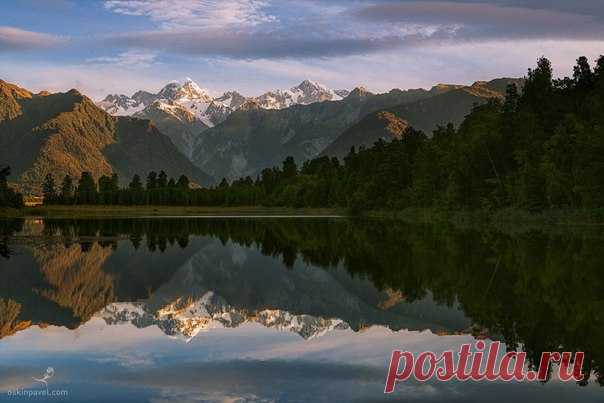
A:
[[98, 173, 119, 205], [59, 175, 74, 204], [75, 172, 98, 204], [0, 165, 23, 208], [177, 175, 189, 189], [42, 173, 57, 203]]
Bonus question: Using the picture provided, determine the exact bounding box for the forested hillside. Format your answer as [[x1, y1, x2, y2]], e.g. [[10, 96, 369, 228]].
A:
[[198, 56, 604, 212], [0, 81, 213, 193]]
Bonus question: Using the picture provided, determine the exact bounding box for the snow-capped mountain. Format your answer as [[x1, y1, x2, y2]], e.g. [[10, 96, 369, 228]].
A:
[[98, 293, 349, 342], [97, 78, 244, 128], [97, 79, 347, 158], [96, 94, 148, 116], [334, 89, 351, 98], [215, 91, 247, 110], [253, 80, 343, 110], [98, 79, 345, 122]]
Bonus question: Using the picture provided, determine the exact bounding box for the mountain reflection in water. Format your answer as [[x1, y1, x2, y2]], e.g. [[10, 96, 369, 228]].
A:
[[0, 217, 602, 402]]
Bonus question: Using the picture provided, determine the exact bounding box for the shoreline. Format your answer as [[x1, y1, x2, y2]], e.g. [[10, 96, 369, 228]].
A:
[[0, 205, 344, 218], [2, 206, 604, 229]]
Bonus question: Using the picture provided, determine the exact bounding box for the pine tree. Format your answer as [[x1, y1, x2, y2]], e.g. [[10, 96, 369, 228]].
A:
[[146, 171, 157, 190], [0, 166, 23, 208], [158, 171, 168, 188], [177, 175, 190, 189], [0, 166, 10, 191], [76, 172, 98, 204], [282, 156, 297, 180], [128, 174, 144, 205], [129, 175, 143, 191], [42, 173, 57, 204], [60, 175, 74, 204]]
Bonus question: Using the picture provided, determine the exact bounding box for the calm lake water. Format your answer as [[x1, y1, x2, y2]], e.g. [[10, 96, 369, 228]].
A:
[[0, 217, 602, 402]]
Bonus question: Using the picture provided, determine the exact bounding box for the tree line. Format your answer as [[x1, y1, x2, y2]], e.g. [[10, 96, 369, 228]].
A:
[[41, 171, 194, 206], [0, 166, 23, 208]]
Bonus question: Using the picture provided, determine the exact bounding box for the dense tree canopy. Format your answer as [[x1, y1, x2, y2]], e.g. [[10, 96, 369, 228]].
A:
[[0, 166, 23, 208]]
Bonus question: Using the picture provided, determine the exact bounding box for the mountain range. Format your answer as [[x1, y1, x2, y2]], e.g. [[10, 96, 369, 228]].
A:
[[97, 79, 346, 158], [0, 80, 212, 191], [99, 79, 346, 117], [320, 78, 525, 159], [189, 78, 522, 180], [1, 76, 523, 190]]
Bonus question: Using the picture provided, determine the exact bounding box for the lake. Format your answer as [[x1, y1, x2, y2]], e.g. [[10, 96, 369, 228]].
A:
[[0, 217, 602, 402]]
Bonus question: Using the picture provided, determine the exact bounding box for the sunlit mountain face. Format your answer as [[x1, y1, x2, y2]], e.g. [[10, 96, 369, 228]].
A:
[[0, 217, 603, 402]]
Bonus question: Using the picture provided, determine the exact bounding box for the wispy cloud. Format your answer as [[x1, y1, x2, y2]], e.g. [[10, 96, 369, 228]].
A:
[[99, 0, 604, 61], [353, 1, 604, 41], [86, 50, 159, 68], [101, 0, 433, 59], [0, 26, 66, 52], [104, 0, 276, 30], [107, 29, 410, 59]]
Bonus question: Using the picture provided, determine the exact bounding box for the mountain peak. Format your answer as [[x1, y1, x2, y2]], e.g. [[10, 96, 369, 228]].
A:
[[215, 91, 246, 109], [66, 88, 84, 97], [0, 79, 32, 99], [293, 79, 332, 95], [247, 79, 342, 109], [238, 99, 262, 111], [347, 86, 372, 98], [157, 78, 212, 102]]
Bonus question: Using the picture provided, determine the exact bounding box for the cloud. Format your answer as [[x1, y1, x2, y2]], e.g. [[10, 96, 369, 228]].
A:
[[0, 26, 66, 52], [0, 59, 172, 101], [104, 0, 276, 30], [101, 0, 416, 59], [353, 1, 604, 41], [100, 0, 604, 61], [86, 50, 159, 68], [107, 29, 411, 59]]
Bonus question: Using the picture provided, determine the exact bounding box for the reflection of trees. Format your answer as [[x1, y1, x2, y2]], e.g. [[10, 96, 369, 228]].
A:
[[32, 243, 115, 320], [0, 298, 27, 339], [1, 217, 603, 385], [0, 218, 23, 259]]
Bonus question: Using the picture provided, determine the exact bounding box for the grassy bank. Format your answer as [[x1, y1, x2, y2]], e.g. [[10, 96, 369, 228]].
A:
[[0, 205, 344, 218]]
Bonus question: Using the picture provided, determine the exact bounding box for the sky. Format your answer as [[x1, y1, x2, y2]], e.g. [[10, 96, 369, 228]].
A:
[[1, 319, 601, 402], [1, 0, 604, 100]]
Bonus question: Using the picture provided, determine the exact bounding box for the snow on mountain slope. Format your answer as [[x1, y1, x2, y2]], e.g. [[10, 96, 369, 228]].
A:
[[253, 80, 343, 110], [97, 79, 233, 128], [98, 79, 345, 125], [97, 94, 147, 116]]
